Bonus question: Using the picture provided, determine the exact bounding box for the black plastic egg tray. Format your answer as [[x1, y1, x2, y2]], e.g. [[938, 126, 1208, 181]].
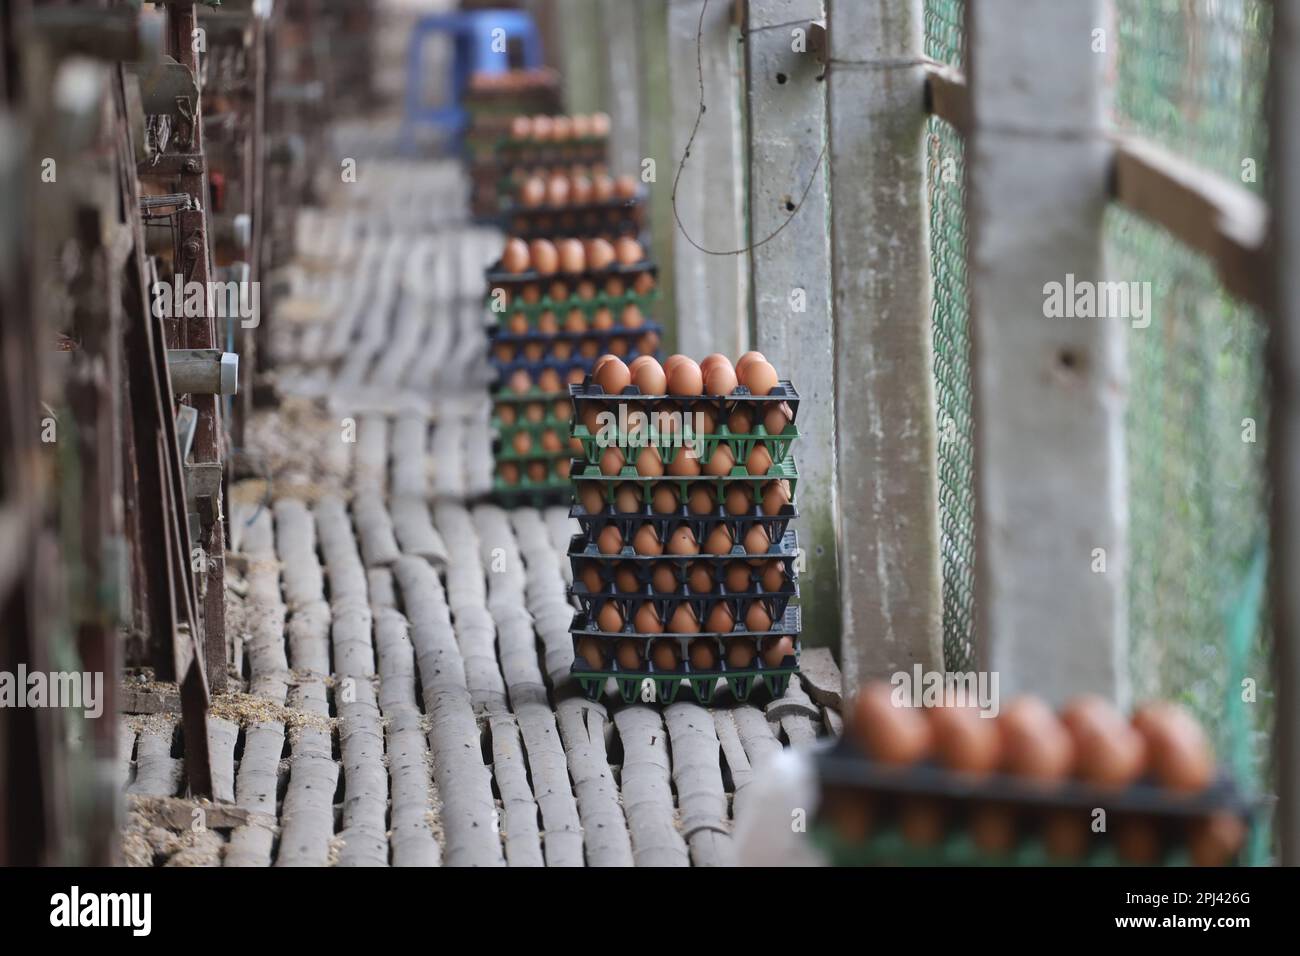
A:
[[489, 321, 662, 368], [570, 377, 801, 428], [569, 618, 800, 705], [567, 527, 800, 568], [569, 573, 798, 630], [569, 499, 798, 545], [487, 286, 659, 324], [492, 475, 573, 508], [567, 456, 799, 498], [494, 137, 608, 167], [569, 422, 796, 470], [503, 196, 645, 240]]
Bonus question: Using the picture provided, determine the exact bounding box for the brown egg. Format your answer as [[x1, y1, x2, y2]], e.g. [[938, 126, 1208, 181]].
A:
[[762, 479, 792, 516], [541, 430, 562, 453], [663, 354, 688, 376], [1187, 812, 1246, 866], [747, 443, 774, 475], [511, 430, 532, 455], [590, 112, 611, 137], [688, 638, 717, 669], [498, 462, 520, 485], [555, 459, 571, 479], [571, 114, 593, 138], [651, 640, 680, 670], [849, 682, 933, 765], [724, 561, 751, 592], [735, 350, 767, 376], [703, 525, 734, 556], [745, 602, 772, 632], [579, 483, 605, 515], [899, 799, 946, 848], [599, 447, 625, 476], [632, 358, 666, 395], [670, 605, 701, 635], [587, 238, 617, 270], [614, 638, 641, 670], [691, 404, 718, 435], [823, 789, 874, 844], [726, 638, 756, 668], [728, 407, 754, 433], [591, 307, 615, 331], [968, 802, 1017, 855], [614, 236, 644, 265], [687, 483, 716, 514], [998, 696, 1075, 781], [760, 560, 784, 592], [1132, 702, 1215, 793], [593, 355, 631, 395], [1042, 809, 1090, 862], [537, 368, 563, 393], [740, 359, 778, 396], [686, 562, 714, 594], [633, 603, 664, 634], [502, 238, 531, 274], [743, 524, 770, 556], [1061, 695, 1147, 789], [704, 603, 734, 633], [636, 447, 664, 477], [633, 271, 656, 295], [927, 701, 1001, 776], [725, 485, 753, 516], [703, 444, 735, 477], [667, 450, 702, 477], [552, 115, 574, 140], [520, 176, 546, 207], [530, 239, 559, 275], [704, 362, 738, 397], [632, 524, 663, 556], [546, 174, 569, 207], [556, 238, 585, 273], [651, 483, 679, 514], [509, 115, 532, 140], [596, 525, 623, 555], [576, 278, 597, 299], [613, 174, 639, 199], [531, 115, 554, 141], [580, 402, 605, 434], [614, 563, 639, 593], [597, 603, 623, 633], [1113, 816, 1162, 865], [591, 173, 615, 202], [614, 483, 641, 513], [764, 402, 791, 435], [666, 526, 699, 556], [523, 402, 545, 424], [651, 562, 678, 592], [668, 359, 704, 397], [526, 461, 547, 482], [575, 636, 605, 670], [570, 174, 593, 205], [699, 353, 729, 376], [497, 403, 517, 426], [761, 635, 794, 667]]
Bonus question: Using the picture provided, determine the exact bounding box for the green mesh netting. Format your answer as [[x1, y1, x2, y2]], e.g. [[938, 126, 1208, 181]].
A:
[[924, 0, 975, 672], [1109, 0, 1273, 856]]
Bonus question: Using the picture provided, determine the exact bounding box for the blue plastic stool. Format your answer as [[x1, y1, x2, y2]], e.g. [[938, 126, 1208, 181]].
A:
[[399, 10, 543, 155]]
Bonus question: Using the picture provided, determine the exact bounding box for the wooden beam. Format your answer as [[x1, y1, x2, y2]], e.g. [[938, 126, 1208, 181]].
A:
[[744, 0, 840, 653], [967, 0, 1127, 704], [1269, 0, 1300, 867], [826, 0, 941, 688], [599, 0, 642, 177], [1112, 135, 1268, 310], [638, 0, 678, 351], [667, 0, 749, 358]]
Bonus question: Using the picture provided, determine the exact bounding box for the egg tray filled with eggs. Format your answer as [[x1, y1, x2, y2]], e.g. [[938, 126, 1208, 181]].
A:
[[489, 322, 663, 374], [570, 478, 798, 550], [489, 236, 654, 285], [496, 113, 612, 163], [812, 686, 1256, 867], [571, 626, 800, 705], [570, 539, 799, 624], [568, 504, 799, 564], [503, 179, 645, 240], [493, 456, 573, 505]]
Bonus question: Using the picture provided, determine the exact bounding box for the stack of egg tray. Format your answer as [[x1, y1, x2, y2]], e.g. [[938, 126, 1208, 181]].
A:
[[488, 259, 662, 508], [566, 377, 803, 703]]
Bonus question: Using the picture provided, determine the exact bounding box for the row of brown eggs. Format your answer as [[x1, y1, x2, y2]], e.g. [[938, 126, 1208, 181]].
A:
[[500, 236, 645, 275], [517, 172, 639, 209], [584, 441, 780, 478], [592, 350, 780, 398], [576, 478, 792, 516], [508, 113, 612, 142], [494, 333, 660, 365], [852, 683, 1216, 792], [589, 521, 774, 557], [500, 302, 648, 336], [498, 269, 656, 306], [575, 634, 794, 671], [579, 556, 786, 595], [504, 427, 569, 457], [469, 69, 558, 93], [498, 458, 570, 485], [496, 397, 572, 425]]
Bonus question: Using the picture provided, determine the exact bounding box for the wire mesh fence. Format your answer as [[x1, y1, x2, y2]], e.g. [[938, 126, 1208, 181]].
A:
[[1108, 0, 1274, 858], [924, 0, 975, 672]]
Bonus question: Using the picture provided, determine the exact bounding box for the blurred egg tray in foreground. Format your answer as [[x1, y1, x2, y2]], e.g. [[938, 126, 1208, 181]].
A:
[[813, 738, 1259, 867]]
